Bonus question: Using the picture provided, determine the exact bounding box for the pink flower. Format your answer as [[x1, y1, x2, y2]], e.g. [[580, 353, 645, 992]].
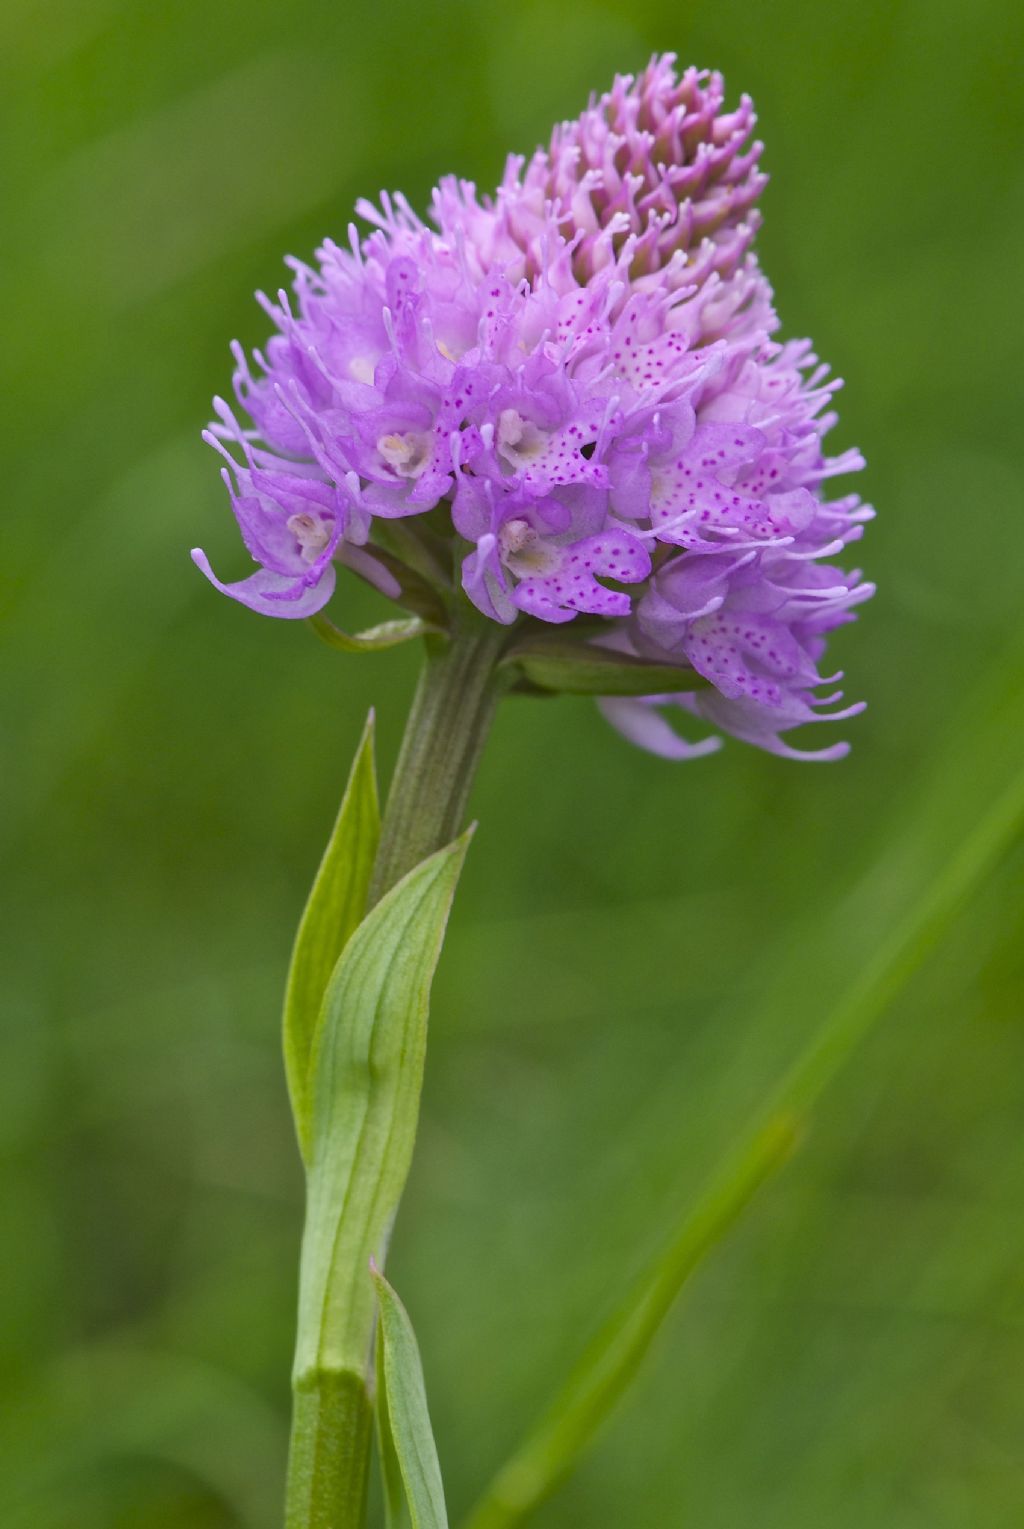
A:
[[195, 56, 872, 759]]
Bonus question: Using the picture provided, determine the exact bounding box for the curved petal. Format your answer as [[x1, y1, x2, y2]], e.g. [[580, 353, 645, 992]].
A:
[[191, 549, 336, 618], [598, 697, 722, 760]]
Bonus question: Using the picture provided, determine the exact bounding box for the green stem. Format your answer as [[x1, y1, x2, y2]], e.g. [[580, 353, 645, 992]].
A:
[[285, 1374, 372, 1529], [369, 618, 510, 904], [284, 617, 510, 1529]]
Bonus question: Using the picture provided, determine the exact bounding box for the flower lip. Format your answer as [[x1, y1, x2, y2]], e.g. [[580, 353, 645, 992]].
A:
[[377, 431, 434, 478], [287, 511, 333, 563], [498, 517, 563, 577], [496, 410, 550, 470]]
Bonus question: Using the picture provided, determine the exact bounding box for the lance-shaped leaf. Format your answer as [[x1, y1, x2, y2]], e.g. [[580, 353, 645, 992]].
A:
[[372, 1264, 449, 1529], [309, 613, 439, 653], [501, 638, 710, 697], [293, 830, 473, 1390], [376, 1316, 409, 1529], [282, 711, 379, 1163]]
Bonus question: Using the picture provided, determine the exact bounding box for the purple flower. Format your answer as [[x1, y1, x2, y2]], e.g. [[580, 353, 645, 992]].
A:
[[433, 57, 766, 292], [192, 403, 367, 617], [195, 55, 872, 758]]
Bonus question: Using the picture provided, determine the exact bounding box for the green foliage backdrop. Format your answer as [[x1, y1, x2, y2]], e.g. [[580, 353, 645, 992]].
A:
[[2, 1, 1022, 1524]]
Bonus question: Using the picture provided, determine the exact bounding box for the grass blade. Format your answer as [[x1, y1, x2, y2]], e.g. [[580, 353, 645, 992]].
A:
[[464, 684, 1024, 1529]]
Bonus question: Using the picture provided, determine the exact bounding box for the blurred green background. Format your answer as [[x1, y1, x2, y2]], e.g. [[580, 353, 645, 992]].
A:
[[3, 0, 1023, 1524]]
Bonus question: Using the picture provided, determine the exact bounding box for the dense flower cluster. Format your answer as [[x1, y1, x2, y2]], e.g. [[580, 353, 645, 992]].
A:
[[195, 56, 872, 759]]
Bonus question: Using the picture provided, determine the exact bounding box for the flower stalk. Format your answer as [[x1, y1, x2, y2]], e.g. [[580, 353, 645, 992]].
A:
[[369, 617, 511, 904], [284, 618, 510, 1529], [285, 1372, 373, 1529]]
